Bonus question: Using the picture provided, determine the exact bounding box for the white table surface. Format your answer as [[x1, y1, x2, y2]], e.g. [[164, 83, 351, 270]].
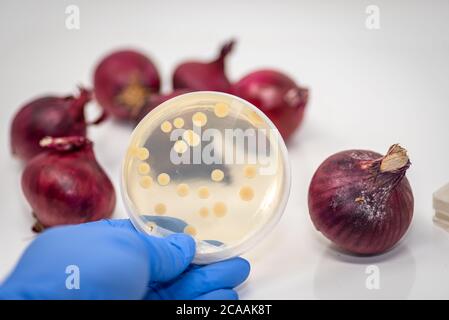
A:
[[1, 0, 449, 299]]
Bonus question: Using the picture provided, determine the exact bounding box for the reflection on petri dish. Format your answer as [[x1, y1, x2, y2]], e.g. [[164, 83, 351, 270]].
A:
[[121, 91, 290, 264]]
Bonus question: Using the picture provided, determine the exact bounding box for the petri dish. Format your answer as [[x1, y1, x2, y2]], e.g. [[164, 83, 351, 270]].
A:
[[121, 91, 290, 264]]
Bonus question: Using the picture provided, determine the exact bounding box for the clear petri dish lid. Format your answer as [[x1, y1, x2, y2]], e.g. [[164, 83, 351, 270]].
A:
[[121, 91, 291, 264]]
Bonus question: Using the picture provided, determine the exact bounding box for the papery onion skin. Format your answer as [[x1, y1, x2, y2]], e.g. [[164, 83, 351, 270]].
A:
[[172, 40, 235, 92], [308, 145, 414, 255], [94, 50, 160, 121], [21, 136, 116, 231], [134, 89, 194, 125], [10, 88, 93, 162], [232, 69, 309, 141]]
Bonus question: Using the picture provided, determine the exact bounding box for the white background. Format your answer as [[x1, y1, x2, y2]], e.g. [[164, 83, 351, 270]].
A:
[[1, 0, 449, 299]]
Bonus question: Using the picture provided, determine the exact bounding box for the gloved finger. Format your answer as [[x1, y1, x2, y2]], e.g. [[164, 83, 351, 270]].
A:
[[195, 289, 239, 300], [139, 233, 196, 283], [83, 218, 136, 231], [83, 219, 196, 283], [146, 257, 250, 300]]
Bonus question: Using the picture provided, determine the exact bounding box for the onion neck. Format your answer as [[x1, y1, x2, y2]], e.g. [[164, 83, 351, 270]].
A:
[[39, 136, 93, 153], [380, 144, 410, 173], [363, 144, 411, 193], [356, 144, 411, 206], [215, 39, 235, 68], [285, 86, 309, 108], [69, 87, 91, 121]]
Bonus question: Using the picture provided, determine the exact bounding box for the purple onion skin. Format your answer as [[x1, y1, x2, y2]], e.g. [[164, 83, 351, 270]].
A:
[[172, 40, 234, 92], [94, 50, 160, 121], [21, 137, 116, 230], [10, 89, 91, 162], [232, 69, 309, 141], [308, 147, 414, 255]]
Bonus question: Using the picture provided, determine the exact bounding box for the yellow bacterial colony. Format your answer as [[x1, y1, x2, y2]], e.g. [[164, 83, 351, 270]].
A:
[[184, 225, 197, 236], [214, 102, 229, 118], [173, 140, 188, 153], [192, 112, 207, 127], [157, 173, 170, 186], [177, 183, 190, 197], [173, 117, 184, 128], [183, 130, 200, 147], [244, 165, 257, 178], [239, 186, 254, 201], [137, 147, 149, 160], [138, 163, 151, 175], [154, 203, 166, 215], [139, 176, 153, 189], [211, 169, 224, 182], [197, 186, 210, 199], [199, 207, 209, 218], [213, 202, 227, 218], [160, 121, 172, 133]]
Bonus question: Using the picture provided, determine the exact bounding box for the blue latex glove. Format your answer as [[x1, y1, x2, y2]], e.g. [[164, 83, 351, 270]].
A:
[[0, 219, 250, 300]]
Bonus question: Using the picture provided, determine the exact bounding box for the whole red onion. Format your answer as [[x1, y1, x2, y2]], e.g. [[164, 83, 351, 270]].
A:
[[135, 89, 193, 124], [172, 40, 235, 92], [232, 70, 309, 141], [308, 144, 414, 255], [94, 50, 160, 121], [22, 136, 116, 232], [10, 88, 102, 162]]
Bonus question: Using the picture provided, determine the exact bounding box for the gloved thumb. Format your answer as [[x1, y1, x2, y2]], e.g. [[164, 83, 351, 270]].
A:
[[138, 232, 196, 282]]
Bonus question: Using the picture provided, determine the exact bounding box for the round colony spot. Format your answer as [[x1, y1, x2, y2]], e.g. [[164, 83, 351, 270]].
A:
[[139, 176, 153, 189], [173, 117, 184, 128], [174, 140, 188, 154], [157, 173, 170, 186], [129, 147, 139, 157], [198, 186, 210, 199], [192, 112, 207, 127], [213, 202, 227, 218], [214, 102, 230, 118], [248, 111, 264, 125], [160, 120, 172, 133], [211, 169, 224, 182], [239, 186, 254, 201], [138, 163, 151, 175], [154, 203, 167, 215], [183, 129, 200, 147], [184, 225, 197, 236], [244, 165, 257, 178], [137, 147, 150, 160], [199, 207, 209, 218], [176, 183, 190, 197]]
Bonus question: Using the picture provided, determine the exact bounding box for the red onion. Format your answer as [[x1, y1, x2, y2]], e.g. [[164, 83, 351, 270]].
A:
[[172, 40, 235, 92], [10, 88, 103, 162], [93, 50, 160, 121], [308, 144, 414, 255], [21, 136, 116, 232], [232, 70, 309, 141], [135, 89, 193, 124]]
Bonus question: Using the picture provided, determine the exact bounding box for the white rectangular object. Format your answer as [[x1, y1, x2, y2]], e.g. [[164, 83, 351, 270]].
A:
[[433, 183, 449, 228]]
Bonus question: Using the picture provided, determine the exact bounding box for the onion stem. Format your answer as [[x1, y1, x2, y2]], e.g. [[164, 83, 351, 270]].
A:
[[380, 144, 409, 172]]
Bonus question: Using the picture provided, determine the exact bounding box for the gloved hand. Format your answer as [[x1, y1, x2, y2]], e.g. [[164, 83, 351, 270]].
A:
[[0, 219, 250, 300]]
